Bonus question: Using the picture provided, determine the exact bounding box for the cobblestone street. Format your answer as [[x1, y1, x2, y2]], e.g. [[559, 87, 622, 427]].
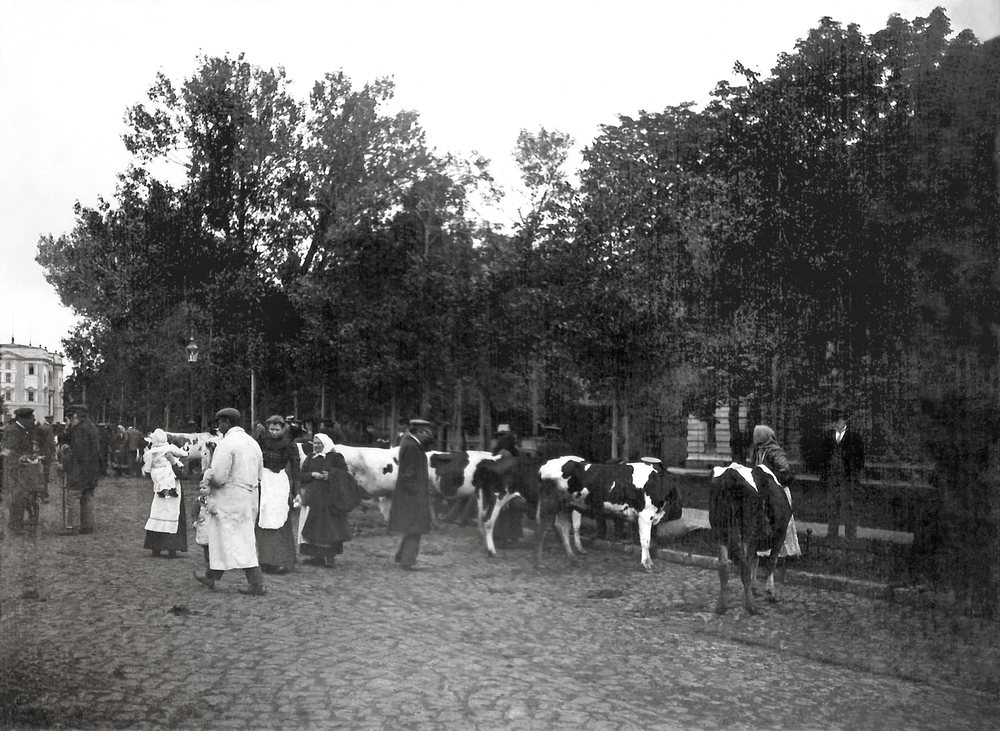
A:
[[2, 475, 999, 730]]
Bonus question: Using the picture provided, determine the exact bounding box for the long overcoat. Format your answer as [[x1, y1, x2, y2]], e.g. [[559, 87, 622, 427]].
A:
[[387, 433, 432, 535], [64, 417, 102, 491], [300, 451, 353, 546]]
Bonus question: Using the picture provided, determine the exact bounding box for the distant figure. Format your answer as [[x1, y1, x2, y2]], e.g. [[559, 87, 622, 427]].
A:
[[388, 419, 435, 570], [125, 425, 145, 477], [37, 415, 55, 502], [63, 405, 103, 534], [493, 424, 519, 458], [391, 418, 409, 448], [536, 425, 571, 462], [820, 410, 866, 540], [319, 419, 347, 444]]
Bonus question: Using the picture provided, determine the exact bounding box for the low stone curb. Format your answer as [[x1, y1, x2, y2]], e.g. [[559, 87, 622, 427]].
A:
[[656, 547, 952, 609]]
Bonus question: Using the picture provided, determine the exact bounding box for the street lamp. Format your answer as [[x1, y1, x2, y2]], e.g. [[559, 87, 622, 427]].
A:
[[186, 337, 198, 430]]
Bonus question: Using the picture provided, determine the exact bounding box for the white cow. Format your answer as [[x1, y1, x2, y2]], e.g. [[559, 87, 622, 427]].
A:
[[161, 431, 220, 475]]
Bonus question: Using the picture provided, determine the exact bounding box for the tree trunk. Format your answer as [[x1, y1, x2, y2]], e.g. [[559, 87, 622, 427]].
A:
[[611, 392, 620, 461], [622, 409, 631, 461], [479, 390, 490, 452], [452, 378, 463, 451], [531, 359, 541, 437]]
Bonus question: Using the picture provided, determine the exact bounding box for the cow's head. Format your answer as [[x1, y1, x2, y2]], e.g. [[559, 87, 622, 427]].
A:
[[429, 452, 469, 498], [631, 465, 683, 521]]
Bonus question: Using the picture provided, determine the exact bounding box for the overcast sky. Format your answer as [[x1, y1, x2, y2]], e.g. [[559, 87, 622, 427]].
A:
[[1, 0, 998, 373]]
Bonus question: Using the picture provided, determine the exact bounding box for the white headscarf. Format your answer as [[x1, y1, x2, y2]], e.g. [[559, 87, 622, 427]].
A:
[[150, 429, 168, 447], [313, 433, 335, 456]]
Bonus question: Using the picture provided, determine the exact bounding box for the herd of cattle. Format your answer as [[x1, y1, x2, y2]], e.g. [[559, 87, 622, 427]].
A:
[[160, 431, 793, 616]]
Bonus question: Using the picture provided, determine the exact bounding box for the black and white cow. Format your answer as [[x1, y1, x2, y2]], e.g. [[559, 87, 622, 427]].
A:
[[536, 456, 682, 570], [163, 431, 219, 475], [427, 450, 497, 508], [328, 445, 400, 520], [709, 462, 792, 615], [470, 454, 545, 556]]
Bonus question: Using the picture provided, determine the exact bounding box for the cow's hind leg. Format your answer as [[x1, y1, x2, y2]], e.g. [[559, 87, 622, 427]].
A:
[[742, 549, 759, 615], [761, 528, 786, 603], [534, 501, 550, 567], [571, 510, 586, 555], [715, 544, 730, 615], [553, 511, 577, 563]]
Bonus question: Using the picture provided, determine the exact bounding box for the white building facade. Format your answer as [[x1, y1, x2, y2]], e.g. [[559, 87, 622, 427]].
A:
[[1, 340, 65, 423]]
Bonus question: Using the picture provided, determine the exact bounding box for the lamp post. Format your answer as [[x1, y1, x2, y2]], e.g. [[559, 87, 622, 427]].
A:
[[186, 336, 199, 430]]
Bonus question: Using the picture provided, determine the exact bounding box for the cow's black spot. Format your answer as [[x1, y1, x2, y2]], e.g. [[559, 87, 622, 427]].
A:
[[382, 464, 394, 475]]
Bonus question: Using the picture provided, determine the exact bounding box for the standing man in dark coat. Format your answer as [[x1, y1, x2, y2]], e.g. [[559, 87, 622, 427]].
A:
[[821, 410, 866, 540], [491, 424, 524, 545], [2, 407, 41, 530], [388, 419, 434, 571], [536, 425, 572, 462], [64, 404, 103, 534], [125, 425, 145, 477]]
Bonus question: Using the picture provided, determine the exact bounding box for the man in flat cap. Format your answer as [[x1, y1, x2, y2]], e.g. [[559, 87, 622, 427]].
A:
[[63, 404, 102, 534], [536, 424, 572, 462], [2, 407, 41, 531], [194, 408, 267, 596], [388, 419, 435, 570]]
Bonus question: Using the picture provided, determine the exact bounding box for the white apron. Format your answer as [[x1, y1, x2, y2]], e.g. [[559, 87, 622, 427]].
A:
[[781, 486, 802, 557], [206, 483, 259, 570], [144, 465, 181, 533], [258, 469, 291, 529]]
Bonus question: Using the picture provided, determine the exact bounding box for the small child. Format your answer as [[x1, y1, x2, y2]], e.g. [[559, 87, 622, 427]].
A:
[[192, 442, 218, 567]]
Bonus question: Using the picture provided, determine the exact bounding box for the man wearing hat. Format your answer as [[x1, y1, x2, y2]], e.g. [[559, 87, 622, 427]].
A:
[[387, 419, 435, 570], [820, 409, 866, 540], [63, 404, 102, 534], [491, 424, 525, 545], [537, 424, 572, 462], [2, 407, 42, 530], [194, 408, 267, 596]]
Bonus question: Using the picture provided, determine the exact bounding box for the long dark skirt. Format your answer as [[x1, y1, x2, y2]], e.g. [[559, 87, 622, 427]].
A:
[[256, 510, 299, 569], [143, 497, 188, 553]]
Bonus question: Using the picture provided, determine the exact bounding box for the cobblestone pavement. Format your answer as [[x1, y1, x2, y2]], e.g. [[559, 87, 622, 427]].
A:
[[2, 476, 999, 730]]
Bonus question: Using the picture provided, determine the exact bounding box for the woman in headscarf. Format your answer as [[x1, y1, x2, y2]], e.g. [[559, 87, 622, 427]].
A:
[[142, 428, 189, 558], [750, 424, 801, 557], [255, 415, 301, 574], [298, 433, 360, 567]]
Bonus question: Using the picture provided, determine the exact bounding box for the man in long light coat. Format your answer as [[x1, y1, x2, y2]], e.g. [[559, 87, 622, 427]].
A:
[[194, 408, 267, 596]]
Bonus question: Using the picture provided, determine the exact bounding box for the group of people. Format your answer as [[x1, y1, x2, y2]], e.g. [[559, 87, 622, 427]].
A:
[[747, 409, 867, 555], [4, 397, 867, 590], [1, 404, 102, 535], [137, 409, 439, 596]]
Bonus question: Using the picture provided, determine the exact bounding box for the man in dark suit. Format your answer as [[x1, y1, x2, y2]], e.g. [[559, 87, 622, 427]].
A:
[[821, 410, 866, 540], [388, 419, 435, 570], [64, 404, 103, 534], [2, 407, 41, 530]]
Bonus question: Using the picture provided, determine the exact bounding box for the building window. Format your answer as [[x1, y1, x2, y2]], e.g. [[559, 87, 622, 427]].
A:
[[27, 390, 35, 402], [28, 364, 35, 375], [4, 373, 10, 383]]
